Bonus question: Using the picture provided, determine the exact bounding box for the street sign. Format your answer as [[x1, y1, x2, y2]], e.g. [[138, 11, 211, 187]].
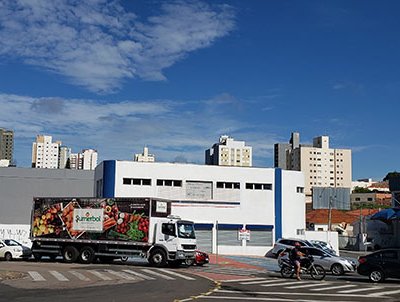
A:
[[238, 229, 250, 241]]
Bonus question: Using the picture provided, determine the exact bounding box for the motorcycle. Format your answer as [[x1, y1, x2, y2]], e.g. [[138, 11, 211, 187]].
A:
[[280, 255, 326, 280]]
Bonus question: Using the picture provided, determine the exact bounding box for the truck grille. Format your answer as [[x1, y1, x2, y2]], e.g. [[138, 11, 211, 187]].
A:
[[182, 245, 196, 250]]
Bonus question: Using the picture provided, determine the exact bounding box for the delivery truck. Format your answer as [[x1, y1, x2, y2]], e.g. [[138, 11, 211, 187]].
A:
[[30, 197, 196, 267]]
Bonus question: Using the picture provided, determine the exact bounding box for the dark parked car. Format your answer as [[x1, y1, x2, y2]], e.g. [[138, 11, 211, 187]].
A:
[[357, 249, 400, 282]]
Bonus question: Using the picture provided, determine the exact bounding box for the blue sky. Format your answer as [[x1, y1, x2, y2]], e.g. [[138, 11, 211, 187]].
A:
[[0, 0, 399, 180]]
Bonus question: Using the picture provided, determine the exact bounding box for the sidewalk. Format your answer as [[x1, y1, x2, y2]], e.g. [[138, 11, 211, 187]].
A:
[[208, 254, 264, 270], [192, 254, 265, 282]]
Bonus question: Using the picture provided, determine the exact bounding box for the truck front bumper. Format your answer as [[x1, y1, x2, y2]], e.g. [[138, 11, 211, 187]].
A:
[[175, 250, 195, 260]]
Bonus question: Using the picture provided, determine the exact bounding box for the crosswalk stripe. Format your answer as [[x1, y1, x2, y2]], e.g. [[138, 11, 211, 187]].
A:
[[261, 281, 299, 287], [122, 269, 156, 280], [241, 279, 285, 285], [104, 269, 137, 280], [311, 284, 356, 291], [199, 269, 252, 276], [370, 288, 400, 297], [339, 287, 380, 293], [157, 269, 195, 280], [88, 270, 112, 281], [28, 271, 46, 281], [141, 269, 175, 280], [49, 271, 69, 281], [285, 283, 327, 289], [68, 271, 90, 281]]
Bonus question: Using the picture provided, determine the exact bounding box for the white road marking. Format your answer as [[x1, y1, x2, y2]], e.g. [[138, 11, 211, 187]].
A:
[[49, 271, 69, 281], [28, 271, 46, 282], [216, 289, 388, 299], [141, 269, 175, 280], [241, 279, 285, 285], [88, 270, 112, 281], [157, 268, 196, 280], [261, 281, 301, 287], [68, 271, 90, 281], [310, 284, 356, 291], [285, 283, 328, 289], [104, 269, 137, 280], [198, 293, 356, 302], [370, 288, 400, 297], [122, 269, 156, 280], [339, 287, 381, 293], [224, 277, 266, 283]]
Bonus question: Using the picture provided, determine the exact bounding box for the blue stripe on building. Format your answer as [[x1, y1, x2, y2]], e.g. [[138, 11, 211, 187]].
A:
[[274, 168, 282, 240], [103, 160, 116, 198]]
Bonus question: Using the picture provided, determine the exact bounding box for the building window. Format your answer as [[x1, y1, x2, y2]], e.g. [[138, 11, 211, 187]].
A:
[[156, 179, 182, 187], [122, 178, 152, 186], [123, 178, 131, 185], [216, 182, 240, 189], [296, 187, 304, 193], [246, 183, 272, 190]]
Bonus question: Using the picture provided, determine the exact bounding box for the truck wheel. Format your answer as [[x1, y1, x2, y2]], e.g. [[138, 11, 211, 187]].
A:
[[148, 249, 167, 267], [79, 247, 95, 264], [4, 252, 12, 261], [184, 259, 195, 266], [63, 246, 79, 263]]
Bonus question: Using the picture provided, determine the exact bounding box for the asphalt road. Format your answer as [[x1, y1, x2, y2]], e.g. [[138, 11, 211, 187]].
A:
[[1, 254, 400, 302], [0, 260, 215, 302]]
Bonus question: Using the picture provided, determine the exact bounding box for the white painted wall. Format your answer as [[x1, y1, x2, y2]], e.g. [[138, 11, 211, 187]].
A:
[[96, 161, 305, 256], [0, 224, 31, 247], [281, 170, 305, 238]]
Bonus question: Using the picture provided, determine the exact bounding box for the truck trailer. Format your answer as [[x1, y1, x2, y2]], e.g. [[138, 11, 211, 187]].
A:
[[30, 197, 196, 267]]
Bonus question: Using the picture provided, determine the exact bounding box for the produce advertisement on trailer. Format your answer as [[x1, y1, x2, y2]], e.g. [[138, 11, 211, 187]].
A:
[[31, 198, 159, 242]]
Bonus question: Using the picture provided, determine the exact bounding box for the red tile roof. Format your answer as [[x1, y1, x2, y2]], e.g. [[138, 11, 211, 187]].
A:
[[306, 208, 380, 224]]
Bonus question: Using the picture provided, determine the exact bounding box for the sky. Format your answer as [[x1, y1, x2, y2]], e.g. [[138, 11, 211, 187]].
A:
[[0, 0, 399, 181]]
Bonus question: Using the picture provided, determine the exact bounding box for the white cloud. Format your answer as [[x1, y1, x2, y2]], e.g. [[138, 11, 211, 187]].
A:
[[0, 92, 275, 167], [0, 0, 235, 93]]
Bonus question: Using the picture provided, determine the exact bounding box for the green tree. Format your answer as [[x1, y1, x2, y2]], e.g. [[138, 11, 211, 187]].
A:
[[353, 186, 371, 193]]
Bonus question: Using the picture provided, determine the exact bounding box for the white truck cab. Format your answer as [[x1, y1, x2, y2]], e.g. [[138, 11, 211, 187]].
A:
[[148, 215, 196, 267]]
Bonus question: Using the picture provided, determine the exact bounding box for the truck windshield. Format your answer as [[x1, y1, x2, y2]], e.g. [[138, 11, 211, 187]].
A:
[[177, 222, 196, 239]]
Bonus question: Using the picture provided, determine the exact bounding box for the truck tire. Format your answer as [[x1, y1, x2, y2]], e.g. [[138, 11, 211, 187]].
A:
[[148, 249, 167, 267], [33, 252, 42, 261], [63, 246, 79, 263], [79, 246, 95, 264]]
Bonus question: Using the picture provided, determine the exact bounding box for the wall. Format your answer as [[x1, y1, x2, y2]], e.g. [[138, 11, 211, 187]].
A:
[[95, 161, 305, 256], [0, 167, 95, 224], [0, 224, 31, 247]]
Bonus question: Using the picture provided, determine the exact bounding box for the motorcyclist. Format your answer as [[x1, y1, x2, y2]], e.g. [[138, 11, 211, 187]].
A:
[[289, 242, 304, 280]]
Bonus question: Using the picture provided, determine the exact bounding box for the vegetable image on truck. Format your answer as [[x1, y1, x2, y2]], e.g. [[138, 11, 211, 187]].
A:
[[30, 197, 196, 267]]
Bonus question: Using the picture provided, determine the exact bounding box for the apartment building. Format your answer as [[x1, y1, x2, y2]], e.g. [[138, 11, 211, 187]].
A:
[[0, 128, 14, 165], [69, 149, 98, 170], [205, 135, 252, 167], [134, 146, 155, 162], [59, 146, 71, 169], [275, 133, 352, 202], [31, 135, 61, 169]]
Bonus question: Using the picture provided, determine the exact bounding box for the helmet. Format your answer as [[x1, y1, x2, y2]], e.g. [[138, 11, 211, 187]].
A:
[[294, 242, 301, 247]]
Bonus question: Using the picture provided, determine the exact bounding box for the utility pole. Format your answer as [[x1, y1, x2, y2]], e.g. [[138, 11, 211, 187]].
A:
[[328, 196, 333, 232]]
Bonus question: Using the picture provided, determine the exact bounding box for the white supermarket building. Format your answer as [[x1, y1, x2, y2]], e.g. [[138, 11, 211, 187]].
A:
[[94, 160, 306, 256]]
